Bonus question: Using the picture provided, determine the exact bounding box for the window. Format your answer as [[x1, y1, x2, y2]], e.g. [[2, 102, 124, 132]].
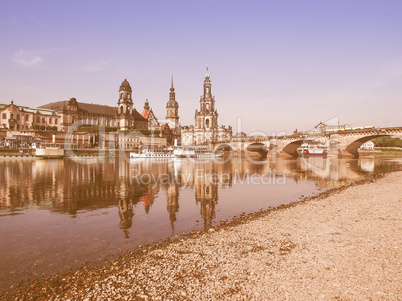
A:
[[36, 116, 40, 123], [25, 115, 29, 121], [17, 114, 20, 120], [206, 119, 210, 127], [49, 118, 52, 124], [2, 113, 5, 119], [10, 113, 14, 119], [42, 117, 45, 123], [55, 119, 58, 125]]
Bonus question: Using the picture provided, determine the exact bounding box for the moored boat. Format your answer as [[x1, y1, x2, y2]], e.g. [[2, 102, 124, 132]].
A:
[[130, 148, 175, 159], [297, 143, 329, 156], [193, 147, 223, 158], [130, 146, 223, 159], [35, 147, 65, 159]]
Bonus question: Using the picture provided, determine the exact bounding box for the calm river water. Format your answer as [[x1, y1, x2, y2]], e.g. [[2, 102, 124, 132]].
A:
[[0, 155, 395, 290]]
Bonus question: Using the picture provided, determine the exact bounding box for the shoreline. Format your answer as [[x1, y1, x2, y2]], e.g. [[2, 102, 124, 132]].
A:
[[2, 163, 402, 300]]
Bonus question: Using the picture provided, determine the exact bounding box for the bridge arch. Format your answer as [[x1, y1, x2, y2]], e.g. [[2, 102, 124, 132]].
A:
[[215, 143, 235, 155], [343, 134, 398, 156], [215, 143, 233, 152], [282, 140, 309, 157], [245, 142, 268, 158], [214, 143, 236, 163]]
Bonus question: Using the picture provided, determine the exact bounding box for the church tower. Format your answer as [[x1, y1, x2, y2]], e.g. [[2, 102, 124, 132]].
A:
[[117, 77, 134, 131], [166, 75, 179, 129], [181, 66, 232, 146], [195, 66, 219, 132]]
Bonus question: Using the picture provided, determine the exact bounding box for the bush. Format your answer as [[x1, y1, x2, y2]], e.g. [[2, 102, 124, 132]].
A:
[[40, 125, 46, 131], [77, 126, 118, 133], [121, 129, 160, 135], [372, 136, 402, 147]]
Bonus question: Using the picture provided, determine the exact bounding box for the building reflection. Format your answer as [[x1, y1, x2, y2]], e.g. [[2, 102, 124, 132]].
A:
[[118, 198, 134, 238], [0, 156, 389, 235], [267, 156, 369, 187], [166, 178, 179, 232]]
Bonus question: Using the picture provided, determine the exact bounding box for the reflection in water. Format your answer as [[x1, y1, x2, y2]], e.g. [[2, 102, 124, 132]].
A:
[[118, 199, 134, 238], [0, 156, 396, 289], [359, 158, 375, 172], [0, 156, 394, 229]]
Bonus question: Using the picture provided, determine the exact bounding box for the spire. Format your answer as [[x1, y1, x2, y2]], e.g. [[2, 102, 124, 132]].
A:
[[144, 98, 150, 110], [205, 65, 210, 79], [167, 74, 179, 110], [170, 73, 175, 92]]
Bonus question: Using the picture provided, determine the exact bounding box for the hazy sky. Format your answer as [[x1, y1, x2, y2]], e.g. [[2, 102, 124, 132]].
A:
[[1, 0, 401, 134]]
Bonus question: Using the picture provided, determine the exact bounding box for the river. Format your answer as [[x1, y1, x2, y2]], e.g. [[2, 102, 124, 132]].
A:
[[0, 155, 396, 291]]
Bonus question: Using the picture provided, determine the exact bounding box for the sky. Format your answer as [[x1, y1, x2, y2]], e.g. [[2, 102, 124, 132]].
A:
[[1, 0, 401, 135]]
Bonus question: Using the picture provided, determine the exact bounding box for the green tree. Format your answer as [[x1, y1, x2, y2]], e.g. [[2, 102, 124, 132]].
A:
[[372, 136, 402, 147]]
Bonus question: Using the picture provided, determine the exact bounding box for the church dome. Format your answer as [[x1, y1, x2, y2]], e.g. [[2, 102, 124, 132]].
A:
[[119, 78, 132, 92]]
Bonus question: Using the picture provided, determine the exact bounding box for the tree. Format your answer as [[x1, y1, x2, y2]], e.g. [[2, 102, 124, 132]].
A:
[[372, 136, 402, 147]]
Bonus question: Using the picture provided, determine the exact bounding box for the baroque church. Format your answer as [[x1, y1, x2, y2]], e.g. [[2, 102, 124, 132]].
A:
[[181, 67, 232, 145], [2, 68, 231, 149], [40, 78, 149, 131], [39, 77, 181, 146]]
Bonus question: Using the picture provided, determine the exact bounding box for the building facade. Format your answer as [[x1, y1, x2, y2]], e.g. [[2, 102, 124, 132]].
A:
[[0, 100, 63, 132], [40, 78, 148, 132], [181, 67, 232, 146], [359, 141, 375, 150], [141, 98, 160, 131]]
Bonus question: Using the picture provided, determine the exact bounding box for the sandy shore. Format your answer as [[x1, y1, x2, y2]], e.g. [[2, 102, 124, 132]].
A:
[[4, 170, 402, 300]]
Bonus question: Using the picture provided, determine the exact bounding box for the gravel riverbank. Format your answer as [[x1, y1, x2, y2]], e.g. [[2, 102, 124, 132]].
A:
[[4, 170, 402, 300]]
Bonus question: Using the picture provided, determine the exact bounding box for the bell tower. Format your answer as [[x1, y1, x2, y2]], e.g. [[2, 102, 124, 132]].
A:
[[117, 77, 134, 130], [196, 66, 218, 130], [118, 77, 133, 114], [202, 66, 215, 112], [166, 74, 179, 129]]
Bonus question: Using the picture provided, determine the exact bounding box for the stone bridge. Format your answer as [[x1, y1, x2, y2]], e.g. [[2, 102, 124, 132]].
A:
[[211, 126, 402, 158], [212, 137, 270, 157], [272, 126, 402, 157]]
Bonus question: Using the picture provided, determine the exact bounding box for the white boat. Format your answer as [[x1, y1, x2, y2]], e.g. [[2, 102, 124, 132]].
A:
[[35, 147, 65, 159], [130, 148, 175, 159], [130, 146, 223, 159], [173, 148, 195, 158], [297, 143, 329, 156], [192, 147, 224, 158]]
